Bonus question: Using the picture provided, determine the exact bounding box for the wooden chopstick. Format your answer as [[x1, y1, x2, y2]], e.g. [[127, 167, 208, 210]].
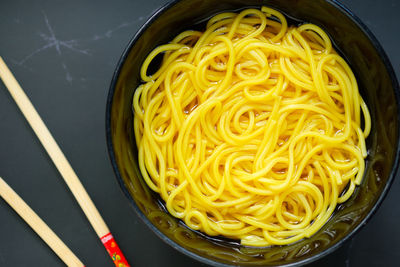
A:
[[0, 56, 130, 267], [0, 177, 84, 267]]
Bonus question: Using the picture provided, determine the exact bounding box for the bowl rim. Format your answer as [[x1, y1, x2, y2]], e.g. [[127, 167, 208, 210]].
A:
[[105, 0, 400, 266]]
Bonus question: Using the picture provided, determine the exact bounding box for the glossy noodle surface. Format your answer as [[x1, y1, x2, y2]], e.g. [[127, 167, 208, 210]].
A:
[[133, 7, 371, 246]]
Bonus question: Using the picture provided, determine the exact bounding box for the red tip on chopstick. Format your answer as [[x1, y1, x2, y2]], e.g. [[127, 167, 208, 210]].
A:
[[0, 56, 131, 267], [101, 233, 130, 267]]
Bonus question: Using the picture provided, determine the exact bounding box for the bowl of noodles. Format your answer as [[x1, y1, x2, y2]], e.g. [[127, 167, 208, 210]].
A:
[[106, 0, 400, 265]]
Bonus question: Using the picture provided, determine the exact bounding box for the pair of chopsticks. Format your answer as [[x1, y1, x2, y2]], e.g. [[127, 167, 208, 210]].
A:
[[0, 57, 130, 267]]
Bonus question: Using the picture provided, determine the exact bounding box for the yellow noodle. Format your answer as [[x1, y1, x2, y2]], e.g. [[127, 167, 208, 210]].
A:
[[133, 7, 371, 246]]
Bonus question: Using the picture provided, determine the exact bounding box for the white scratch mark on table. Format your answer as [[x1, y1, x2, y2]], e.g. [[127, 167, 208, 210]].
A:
[[12, 11, 141, 83], [91, 19, 139, 41], [42, 11, 61, 55], [13, 43, 55, 66], [61, 62, 73, 84], [13, 11, 92, 82], [39, 12, 91, 56]]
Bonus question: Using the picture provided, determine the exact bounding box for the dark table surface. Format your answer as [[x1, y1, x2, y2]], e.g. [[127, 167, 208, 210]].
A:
[[0, 0, 399, 266]]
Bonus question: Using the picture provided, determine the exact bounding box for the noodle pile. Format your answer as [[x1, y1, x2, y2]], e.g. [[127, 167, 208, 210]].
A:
[[133, 7, 371, 246]]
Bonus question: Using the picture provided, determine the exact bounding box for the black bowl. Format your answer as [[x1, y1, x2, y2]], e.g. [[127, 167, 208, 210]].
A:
[[106, 0, 400, 266]]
